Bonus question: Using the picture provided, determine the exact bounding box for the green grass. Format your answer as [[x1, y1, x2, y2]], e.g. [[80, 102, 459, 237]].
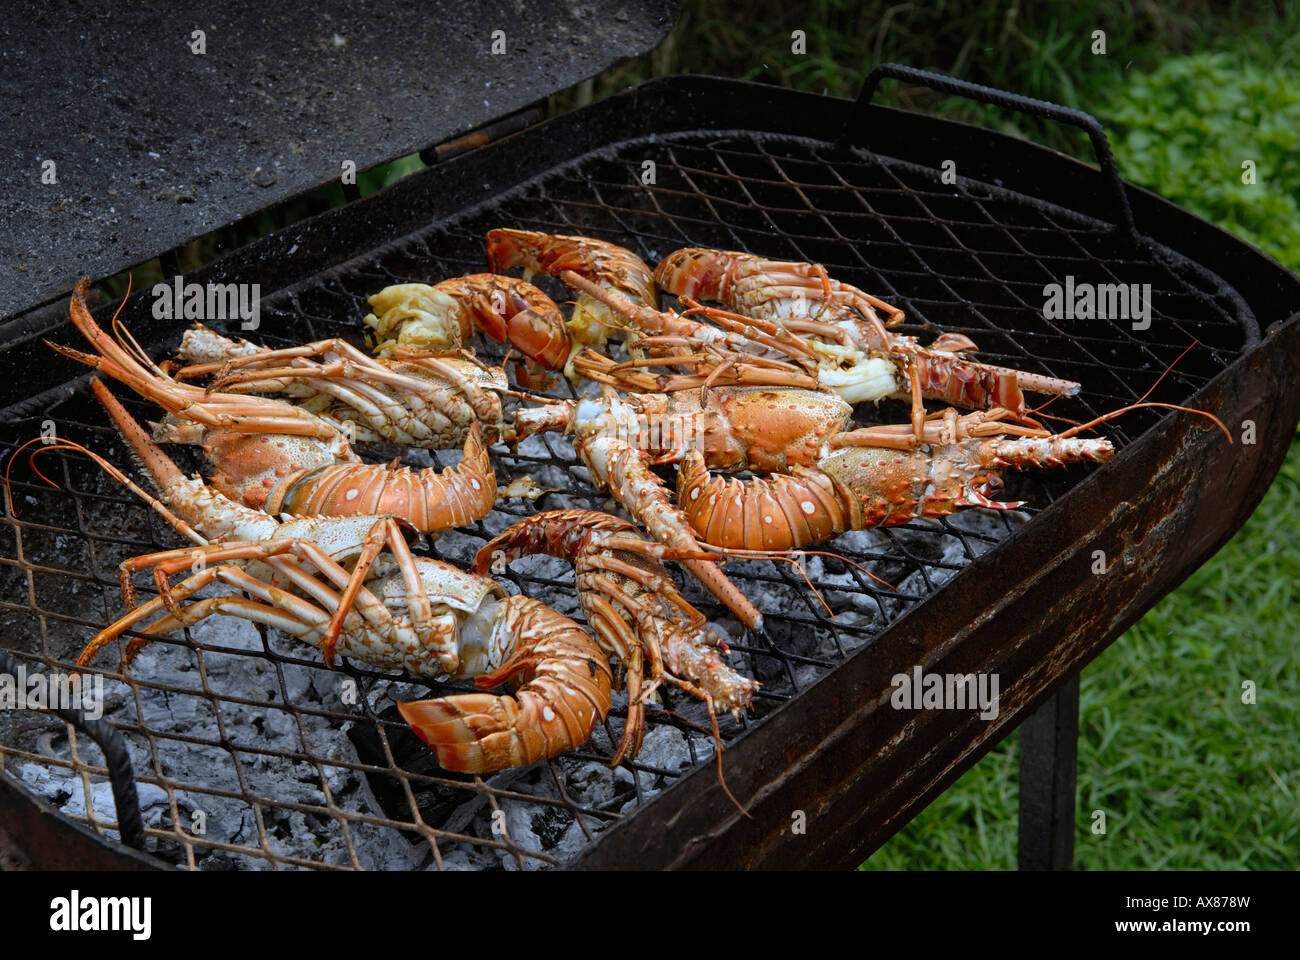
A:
[[1099, 52, 1300, 268]]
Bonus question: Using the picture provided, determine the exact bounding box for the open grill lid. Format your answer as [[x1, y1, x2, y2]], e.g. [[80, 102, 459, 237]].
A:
[[0, 0, 678, 318]]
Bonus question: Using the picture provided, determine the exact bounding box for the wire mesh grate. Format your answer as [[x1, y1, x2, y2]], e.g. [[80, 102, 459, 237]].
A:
[[0, 128, 1252, 869]]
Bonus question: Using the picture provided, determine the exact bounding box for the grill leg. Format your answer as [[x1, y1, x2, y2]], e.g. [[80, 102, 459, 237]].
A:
[[1016, 673, 1079, 870]]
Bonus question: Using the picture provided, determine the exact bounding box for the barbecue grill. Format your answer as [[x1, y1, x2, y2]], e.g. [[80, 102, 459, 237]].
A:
[[2, 6, 1297, 871]]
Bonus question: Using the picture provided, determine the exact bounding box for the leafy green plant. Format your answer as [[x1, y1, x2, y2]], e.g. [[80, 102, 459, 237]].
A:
[[1100, 53, 1300, 269]]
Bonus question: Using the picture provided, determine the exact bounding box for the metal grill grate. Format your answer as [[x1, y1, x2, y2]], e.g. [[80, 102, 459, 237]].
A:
[[0, 128, 1253, 869]]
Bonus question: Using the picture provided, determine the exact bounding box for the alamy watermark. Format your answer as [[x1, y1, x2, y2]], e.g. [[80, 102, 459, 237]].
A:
[[890, 666, 1000, 720], [1043, 276, 1151, 331], [152, 276, 260, 330], [50, 890, 150, 940], [0, 665, 103, 720]]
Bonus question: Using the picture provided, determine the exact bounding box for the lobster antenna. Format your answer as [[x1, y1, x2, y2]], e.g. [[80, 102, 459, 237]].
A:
[[1056, 401, 1231, 443], [1026, 340, 1204, 433], [107, 274, 168, 378], [1026, 393, 1083, 428], [1136, 340, 1200, 405], [1033, 341, 1221, 439], [682, 548, 837, 619], [1056, 342, 1228, 442], [1029, 408, 1085, 428], [9, 435, 206, 545], [4, 435, 63, 515], [704, 695, 751, 820], [768, 553, 835, 618], [503, 387, 566, 405], [649, 675, 752, 820]]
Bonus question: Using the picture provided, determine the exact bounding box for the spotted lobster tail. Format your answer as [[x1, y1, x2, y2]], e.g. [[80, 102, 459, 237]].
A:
[[397, 594, 612, 773], [677, 451, 851, 551]]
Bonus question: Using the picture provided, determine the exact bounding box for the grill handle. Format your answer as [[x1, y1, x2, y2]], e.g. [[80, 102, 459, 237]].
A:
[[844, 63, 1138, 238], [0, 650, 146, 850]]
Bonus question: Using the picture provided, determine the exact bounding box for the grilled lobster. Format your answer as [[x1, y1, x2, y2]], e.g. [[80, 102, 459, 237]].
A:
[[52, 281, 497, 534]]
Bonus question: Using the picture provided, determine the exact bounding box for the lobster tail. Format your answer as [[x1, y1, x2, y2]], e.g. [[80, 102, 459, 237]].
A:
[[503, 305, 571, 371], [472, 509, 760, 766], [653, 248, 733, 302], [486, 229, 662, 377], [266, 423, 497, 533], [398, 595, 612, 773], [677, 451, 851, 551]]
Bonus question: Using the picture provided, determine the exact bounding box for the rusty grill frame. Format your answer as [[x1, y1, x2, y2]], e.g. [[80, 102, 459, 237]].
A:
[[1, 73, 1297, 870]]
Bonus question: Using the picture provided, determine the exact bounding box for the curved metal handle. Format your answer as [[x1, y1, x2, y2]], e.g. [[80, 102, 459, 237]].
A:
[[843, 63, 1137, 238], [0, 650, 145, 849]]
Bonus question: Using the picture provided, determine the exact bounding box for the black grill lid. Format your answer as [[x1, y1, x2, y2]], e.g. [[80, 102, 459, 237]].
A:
[[0, 0, 678, 317]]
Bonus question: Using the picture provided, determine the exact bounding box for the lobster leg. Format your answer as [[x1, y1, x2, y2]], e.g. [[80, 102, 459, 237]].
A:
[[830, 407, 1050, 450], [79, 560, 346, 670], [186, 336, 382, 378], [177, 333, 507, 447], [210, 359, 478, 448], [321, 518, 391, 668], [558, 270, 781, 362], [58, 282, 340, 439], [574, 348, 818, 394], [582, 590, 648, 765], [102, 534, 400, 668], [76, 566, 221, 668]]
